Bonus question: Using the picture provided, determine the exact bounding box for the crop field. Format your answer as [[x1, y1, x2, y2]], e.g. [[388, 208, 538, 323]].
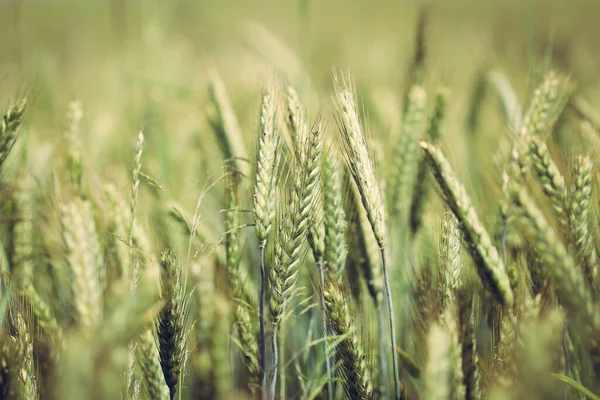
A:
[[1, 1, 600, 399]]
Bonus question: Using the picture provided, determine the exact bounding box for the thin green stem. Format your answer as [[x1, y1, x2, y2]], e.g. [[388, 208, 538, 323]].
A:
[[317, 258, 334, 400], [381, 245, 400, 400], [280, 322, 286, 400], [259, 240, 267, 399], [377, 305, 390, 399], [270, 324, 279, 400]]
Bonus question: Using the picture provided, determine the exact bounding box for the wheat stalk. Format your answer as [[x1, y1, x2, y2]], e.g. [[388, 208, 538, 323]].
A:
[[129, 130, 145, 289], [225, 165, 260, 390]]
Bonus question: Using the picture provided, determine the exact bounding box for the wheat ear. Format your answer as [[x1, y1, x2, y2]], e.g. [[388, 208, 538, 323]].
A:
[[568, 155, 597, 288], [286, 85, 333, 399], [253, 89, 278, 394], [334, 72, 400, 399], [12, 172, 34, 287], [509, 71, 564, 176], [323, 151, 348, 280], [60, 199, 103, 332], [267, 124, 320, 399], [323, 275, 374, 399], [0, 99, 26, 170], [410, 88, 449, 235], [389, 85, 427, 217], [421, 141, 514, 308], [508, 181, 600, 367], [138, 329, 170, 400], [157, 250, 188, 400]]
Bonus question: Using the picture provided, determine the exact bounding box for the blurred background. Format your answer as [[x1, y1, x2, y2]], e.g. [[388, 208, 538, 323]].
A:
[[0, 0, 598, 228]]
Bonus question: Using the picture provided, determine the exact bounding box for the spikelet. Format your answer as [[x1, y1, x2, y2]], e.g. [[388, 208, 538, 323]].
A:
[[421, 141, 513, 308]]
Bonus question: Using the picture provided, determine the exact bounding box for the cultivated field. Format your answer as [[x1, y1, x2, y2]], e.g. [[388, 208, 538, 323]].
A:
[[1, 1, 600, 399]]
